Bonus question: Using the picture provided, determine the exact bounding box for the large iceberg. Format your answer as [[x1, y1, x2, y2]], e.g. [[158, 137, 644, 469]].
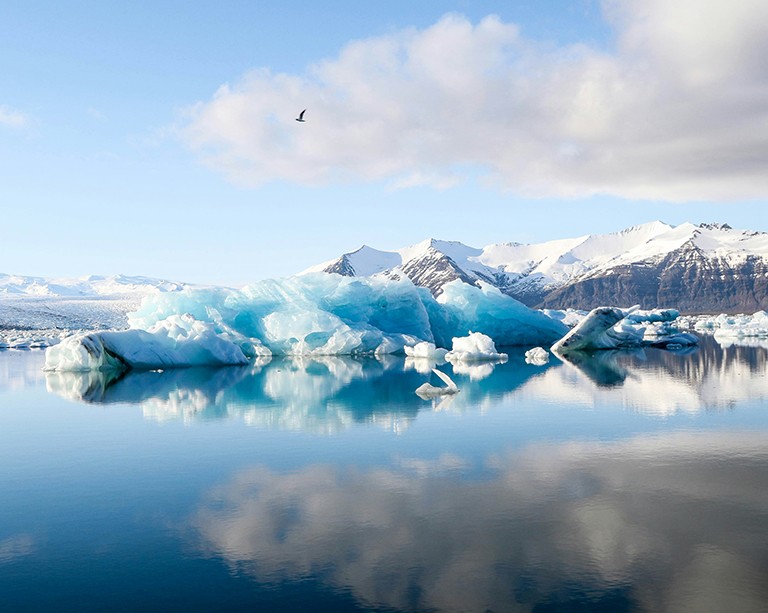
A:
[[46, 274, 569, 372]]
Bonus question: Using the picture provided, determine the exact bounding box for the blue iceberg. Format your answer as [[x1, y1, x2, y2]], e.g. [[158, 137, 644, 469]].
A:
[[45, 274, 569, 372]]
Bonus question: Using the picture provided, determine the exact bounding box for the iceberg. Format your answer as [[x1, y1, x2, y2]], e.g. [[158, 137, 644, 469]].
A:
[[551, 307, 640, 354], [44, 314, 258, 372], [551, 306, 698, 355], [45, 274, 568, 372]]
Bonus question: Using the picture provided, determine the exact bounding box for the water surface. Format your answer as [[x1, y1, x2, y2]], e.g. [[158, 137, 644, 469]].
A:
[[1, 337, 767, 611]]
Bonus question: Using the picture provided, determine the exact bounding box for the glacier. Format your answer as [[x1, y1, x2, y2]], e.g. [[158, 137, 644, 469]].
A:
[[45, 274, 569, 372]]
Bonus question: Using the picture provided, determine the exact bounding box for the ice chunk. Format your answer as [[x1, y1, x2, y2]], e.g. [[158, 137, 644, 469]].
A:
[[648, 332, 699, 349], [44, 314, 254, 372], [445, 332, 508, 362], [525, 347, 550, 365], [712, 311, 768, 338], [415, 368, 459, 397], [404, 342, 449, 360], [551, 306, 642, 354]]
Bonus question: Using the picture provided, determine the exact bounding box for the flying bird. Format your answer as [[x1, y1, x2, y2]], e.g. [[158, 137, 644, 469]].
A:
[[295, 109, 306, 122]]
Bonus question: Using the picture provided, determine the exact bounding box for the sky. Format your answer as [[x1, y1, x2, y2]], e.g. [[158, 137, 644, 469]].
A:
[[3, 0, 768, 286]]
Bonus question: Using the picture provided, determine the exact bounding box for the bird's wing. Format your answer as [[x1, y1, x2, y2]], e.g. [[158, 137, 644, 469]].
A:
[[432, 368, 458, 390], [299, 109, 306, 119]]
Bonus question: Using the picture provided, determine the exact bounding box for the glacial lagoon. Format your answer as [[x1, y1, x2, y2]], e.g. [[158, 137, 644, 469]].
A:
[[1, 336, 768, 611]]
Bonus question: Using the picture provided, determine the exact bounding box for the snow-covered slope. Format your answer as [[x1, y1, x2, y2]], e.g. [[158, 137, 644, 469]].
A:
[[305, 222, 768, 312], [0, 273, 187, 297], [0, 273, 195, 342]]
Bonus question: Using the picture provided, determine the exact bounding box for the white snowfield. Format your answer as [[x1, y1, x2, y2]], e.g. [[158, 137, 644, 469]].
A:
[[0, 272, 199, 349]]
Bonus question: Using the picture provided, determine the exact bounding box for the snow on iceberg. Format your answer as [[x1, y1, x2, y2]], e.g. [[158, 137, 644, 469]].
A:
[[46, 274, 569, 371]]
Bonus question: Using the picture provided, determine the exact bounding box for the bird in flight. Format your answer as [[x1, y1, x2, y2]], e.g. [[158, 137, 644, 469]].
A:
[[295, 109, 306, 122]]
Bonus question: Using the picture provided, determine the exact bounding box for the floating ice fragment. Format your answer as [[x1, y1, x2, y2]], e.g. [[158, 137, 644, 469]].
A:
[[404, 342, 449, 360], [415, 368, 459, 398], [445, 332, 508, 362], [551, 306, 641, 354], [525, 347, 550, 365]]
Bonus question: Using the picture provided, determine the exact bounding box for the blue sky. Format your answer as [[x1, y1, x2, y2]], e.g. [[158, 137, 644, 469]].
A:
[[2, 0, 768, 286]]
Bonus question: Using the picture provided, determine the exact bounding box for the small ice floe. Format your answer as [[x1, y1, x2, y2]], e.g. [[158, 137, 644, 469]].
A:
[[524, 347, 550, 365], [415, 368, 459, 398], [445, 332, 508, 362], [713, 311, 768, 338], [404, 342, 449, 360]]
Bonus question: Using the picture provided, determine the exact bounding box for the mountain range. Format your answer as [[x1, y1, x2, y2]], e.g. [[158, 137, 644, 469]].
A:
[[305, 222, 768, 313]]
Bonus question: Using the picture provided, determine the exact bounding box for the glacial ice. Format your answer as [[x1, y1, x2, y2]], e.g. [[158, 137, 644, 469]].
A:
[[551, 307, 639, 354], [415, 368, 459, 398], [551, 306, 698, 355], [45, 274, 568, 371], [404, 342, 449, 360], [525, 347, 550, 365], [709, 311, 768, 338], [44, 314, 257, 371], [445, 332, 508, 362]]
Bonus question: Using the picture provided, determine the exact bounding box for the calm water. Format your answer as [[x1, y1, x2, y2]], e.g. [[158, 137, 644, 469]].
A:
[[1, 337, 767, 612]]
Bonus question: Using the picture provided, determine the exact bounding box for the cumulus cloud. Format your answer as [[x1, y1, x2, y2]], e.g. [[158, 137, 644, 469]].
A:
[[181, 1, 768, 201], [0, 105, 28, 128]]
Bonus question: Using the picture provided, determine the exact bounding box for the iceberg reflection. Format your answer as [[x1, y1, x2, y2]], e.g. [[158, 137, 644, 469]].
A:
[[190, 431, 768, 612], [45, 355, 548, 432], [530, 336, 768, 415], [44, 336, 768, 424]]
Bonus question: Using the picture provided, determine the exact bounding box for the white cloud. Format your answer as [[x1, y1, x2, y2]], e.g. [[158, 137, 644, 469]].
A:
[[0, 105, 28, 128], [182, 2, 768, 201]]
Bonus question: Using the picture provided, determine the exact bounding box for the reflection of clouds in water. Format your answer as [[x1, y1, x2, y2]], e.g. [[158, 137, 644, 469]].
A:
[[192, 432, 768, 612], [0, 533, 35, 564]]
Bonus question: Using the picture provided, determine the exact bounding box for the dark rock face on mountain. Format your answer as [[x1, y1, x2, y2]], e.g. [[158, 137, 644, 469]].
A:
[[324, 255, 356, 276], [539, 242, 768, 313], [399, 247, 481, 296]]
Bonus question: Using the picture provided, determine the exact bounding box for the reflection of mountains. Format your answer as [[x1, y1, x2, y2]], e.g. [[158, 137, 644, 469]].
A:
[[191, 431, 768, 612], [546, 335, 768, 415], [45, 356, 548, 433]]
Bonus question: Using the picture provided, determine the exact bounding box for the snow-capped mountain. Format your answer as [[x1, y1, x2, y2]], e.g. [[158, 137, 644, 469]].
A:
[[305, 222, 768, 313]]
